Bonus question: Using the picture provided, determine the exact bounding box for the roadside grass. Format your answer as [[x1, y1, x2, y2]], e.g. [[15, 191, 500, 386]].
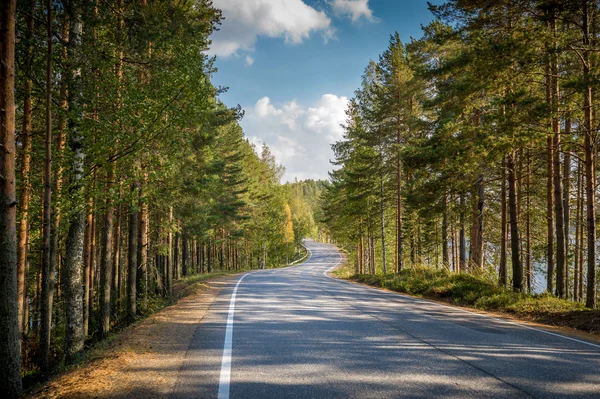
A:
[[340, 266, 600, 334]]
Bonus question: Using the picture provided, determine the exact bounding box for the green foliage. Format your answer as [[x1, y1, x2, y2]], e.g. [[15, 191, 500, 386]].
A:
[[352, 268, 589, 316]]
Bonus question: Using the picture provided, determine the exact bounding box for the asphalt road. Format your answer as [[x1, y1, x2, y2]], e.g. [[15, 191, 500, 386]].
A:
[[172, 240, 600, 398]]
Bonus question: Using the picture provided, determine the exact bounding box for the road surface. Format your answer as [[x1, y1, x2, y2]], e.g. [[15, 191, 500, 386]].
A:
[[172, 240, 600, 398]]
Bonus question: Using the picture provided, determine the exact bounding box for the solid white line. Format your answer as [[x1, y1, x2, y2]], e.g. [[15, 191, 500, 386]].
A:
[[217, 274, 249, 399], [322, 247, 600, 350], [323, 246, 343, 277]]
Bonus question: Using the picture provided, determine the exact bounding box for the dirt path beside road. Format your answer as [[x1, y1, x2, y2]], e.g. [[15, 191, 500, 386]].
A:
[[29, 276, 235, 399]]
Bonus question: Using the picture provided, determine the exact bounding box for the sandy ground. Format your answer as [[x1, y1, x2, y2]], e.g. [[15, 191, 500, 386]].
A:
[[29, 277, 234, 399]]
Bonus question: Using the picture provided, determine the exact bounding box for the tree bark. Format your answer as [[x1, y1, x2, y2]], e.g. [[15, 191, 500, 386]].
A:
[[136, 178, 148, 313], [500, 157, 507, 286], [508, 151, 522, 291], [442, 191, 449, 267], [574, 159, 581, 301], [17, 0, 35, 338], [380, 174, 387, 273], [396, 142, 403, 273], [582, 0, 596, 308], [40, 0, 54, 371], [63, 1, 86, 360], [0, 0, 23, 394], [127, 182, 138, 324], [469, 175, 484, 270], [182, 228, 188, 276], [551, 13, 566, 298], [545, 60, 555, 294], [563, 120, 571, 298], [98, 178, 114, 339], [459, 194, 466, 273]]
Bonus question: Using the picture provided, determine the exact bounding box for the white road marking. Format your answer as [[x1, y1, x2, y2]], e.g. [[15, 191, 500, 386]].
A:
[[323, 247, 343, 277], [320, 245, 600, 350], [217, 242, 316, 398], [218, 274, 249, 399]]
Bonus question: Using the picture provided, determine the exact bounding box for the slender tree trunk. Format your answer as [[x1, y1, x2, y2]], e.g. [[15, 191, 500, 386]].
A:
[[469, 175, 484, 270], [63, 0, 85, 361], [459, 194, 466, 273], [182, 228, 188, 276], [167, 207, 173, 296], [127, 182, 138, 324], [563, 120, 571, 298], [17, 0, 36, 338], [526, 148, 532, 293], [113, 202, 122, 301], [574, 159, 581, 301], [137, 178, 148, 313], [207, 238, 212, 273], [380, 175, 387, 273], [583, 0, 596, 308], [546, 60, 555, 294], [174, 226, 180, 279], [87, 198, 97, 337], [551, 16, 566, 298], [500, 157, 507, 286], [442, 191, 449, 267], [0, 0, 23, 394], [396, 143, 403, 273], [508, 151, 522, 291], [578, 162, 584, 301], [40, 0, 54, 371], [98, 176, 114, 339]]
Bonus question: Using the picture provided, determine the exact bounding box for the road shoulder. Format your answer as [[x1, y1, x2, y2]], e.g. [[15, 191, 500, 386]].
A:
[[28, 276, 237, 399]]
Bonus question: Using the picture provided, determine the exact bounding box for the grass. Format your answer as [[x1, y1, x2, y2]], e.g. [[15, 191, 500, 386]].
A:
[[338, 265, 600, 334]]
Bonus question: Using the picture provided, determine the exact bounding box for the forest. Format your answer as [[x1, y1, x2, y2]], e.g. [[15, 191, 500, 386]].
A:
[[322, 0, 600, 311], [0, 0, 324, 395]]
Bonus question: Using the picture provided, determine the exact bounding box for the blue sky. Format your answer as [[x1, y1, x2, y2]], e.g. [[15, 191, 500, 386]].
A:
[[208, 0, 443, 182]]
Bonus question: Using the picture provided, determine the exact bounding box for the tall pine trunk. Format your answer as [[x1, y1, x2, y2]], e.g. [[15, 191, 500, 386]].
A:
[[17, 0, 35, 338], [508, 151, 522, 291], [40, 0, 54, 371], [459, 194, 466, 273], [500, 157, 507, 286], [551, 13, 566, 298], [137, 177, 148, 313], [380, 174, 387, 273], [127, 182, 138, 324], [0, 0, 23, 394], [442, 191, 449, 267], [545, 60, 555, 294], [63, 1, 86, 360], [98, 175, 114, 338], [582, 0, 596, 308], [563, 120, 571, 298]]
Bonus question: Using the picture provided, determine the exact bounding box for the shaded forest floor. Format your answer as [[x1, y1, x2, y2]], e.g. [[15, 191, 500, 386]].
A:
[[333, 262, 600, 341]]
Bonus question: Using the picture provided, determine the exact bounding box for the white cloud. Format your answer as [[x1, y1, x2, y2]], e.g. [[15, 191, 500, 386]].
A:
[[331, 0, 376, 22], [243, 94, 349, 182], [245, 55, 255, 66], [209, 0, 334, 58]]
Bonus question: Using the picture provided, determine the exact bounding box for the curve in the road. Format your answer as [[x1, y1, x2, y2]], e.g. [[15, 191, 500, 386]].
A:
[[173, 240, 600, 399]]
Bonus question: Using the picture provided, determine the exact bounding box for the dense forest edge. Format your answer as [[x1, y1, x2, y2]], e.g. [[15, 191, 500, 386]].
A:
[[320, 1, 600, 337], [0, 1, 327, 395]]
